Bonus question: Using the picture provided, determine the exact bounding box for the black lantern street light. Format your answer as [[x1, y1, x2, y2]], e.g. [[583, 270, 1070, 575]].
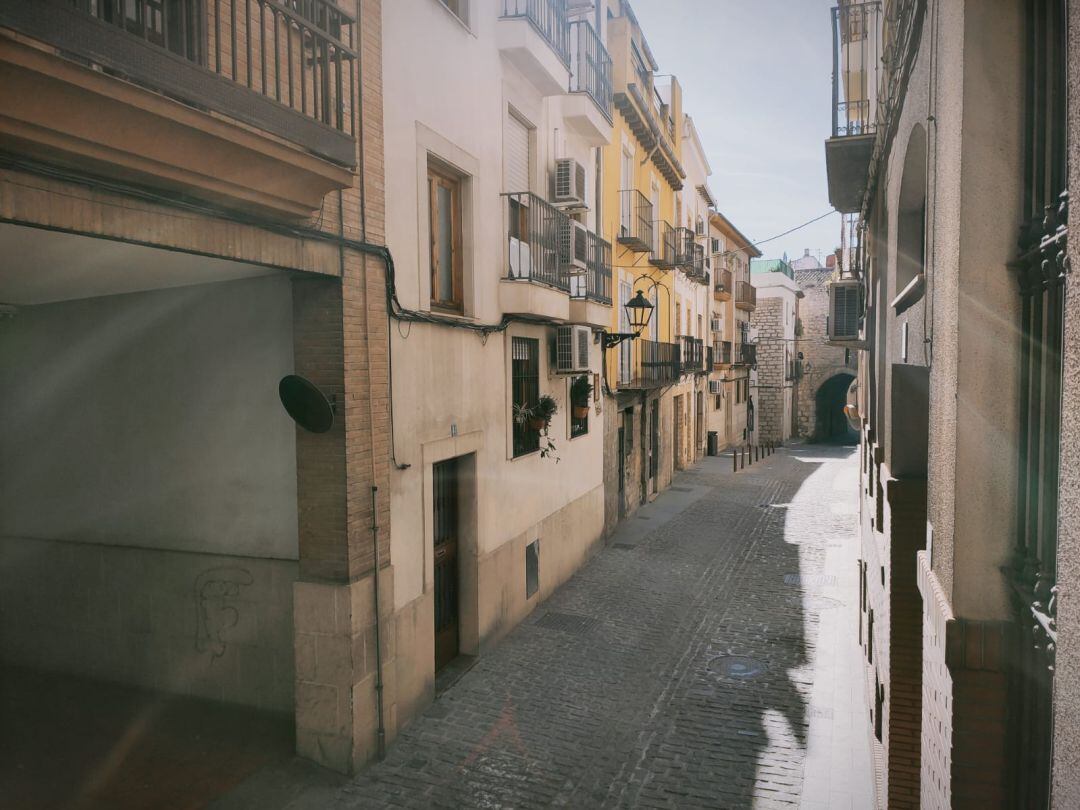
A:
[[603, 289, 655, 348]]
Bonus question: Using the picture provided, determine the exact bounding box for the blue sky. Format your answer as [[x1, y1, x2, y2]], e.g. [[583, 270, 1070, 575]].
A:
[[630, 0, 839, 264]]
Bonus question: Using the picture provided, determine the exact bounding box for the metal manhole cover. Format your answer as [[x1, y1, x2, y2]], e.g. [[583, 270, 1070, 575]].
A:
[[708, 655, 767, 680], [535, 612, 599, 635], [784, 573, 838, 587]]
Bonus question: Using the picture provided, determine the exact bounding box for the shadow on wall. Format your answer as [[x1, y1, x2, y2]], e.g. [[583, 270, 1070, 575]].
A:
[[815, 373, 858, 444]]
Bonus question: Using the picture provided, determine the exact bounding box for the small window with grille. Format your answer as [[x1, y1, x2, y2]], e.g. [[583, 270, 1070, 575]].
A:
[[511, 337, 540, 457]]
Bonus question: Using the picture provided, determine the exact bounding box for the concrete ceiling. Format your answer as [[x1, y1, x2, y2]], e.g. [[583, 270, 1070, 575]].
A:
[[0, 223, 281, 305]]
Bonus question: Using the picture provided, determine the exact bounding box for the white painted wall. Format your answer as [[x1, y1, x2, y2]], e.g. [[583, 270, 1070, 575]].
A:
[[0, 274, 299, 559], [383, 1, 607, 613]]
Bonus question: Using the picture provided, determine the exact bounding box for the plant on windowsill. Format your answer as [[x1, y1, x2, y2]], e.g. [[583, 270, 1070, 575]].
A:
[[570, 376, 593, 420], [514, 395, 560, 463]]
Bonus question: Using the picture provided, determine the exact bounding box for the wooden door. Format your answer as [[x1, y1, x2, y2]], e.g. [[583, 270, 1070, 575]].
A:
[[433, 459, 459, 671]]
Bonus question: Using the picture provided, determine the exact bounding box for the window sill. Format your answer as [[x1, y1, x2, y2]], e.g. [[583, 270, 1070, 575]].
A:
[[891, 273, 925, 314]]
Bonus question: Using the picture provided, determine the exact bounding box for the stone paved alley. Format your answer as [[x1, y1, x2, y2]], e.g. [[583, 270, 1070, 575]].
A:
[[218, 444, 873, 810]]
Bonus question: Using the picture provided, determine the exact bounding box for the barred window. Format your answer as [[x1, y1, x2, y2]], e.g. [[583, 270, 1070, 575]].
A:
[[511, 337, 539, 457]]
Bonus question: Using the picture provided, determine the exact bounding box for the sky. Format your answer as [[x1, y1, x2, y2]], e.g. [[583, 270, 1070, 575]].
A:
[[630, 0, 840, 265]]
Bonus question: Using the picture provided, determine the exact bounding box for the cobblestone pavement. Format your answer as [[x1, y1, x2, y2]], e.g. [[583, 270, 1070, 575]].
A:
[[222, 443, 869, 809]]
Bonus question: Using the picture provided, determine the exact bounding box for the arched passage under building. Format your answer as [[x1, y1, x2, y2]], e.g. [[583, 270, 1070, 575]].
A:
[[815, 373, 858, 443]]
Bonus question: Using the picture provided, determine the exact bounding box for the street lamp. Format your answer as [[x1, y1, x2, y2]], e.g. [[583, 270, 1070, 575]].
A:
[[603, 289, 654, 348]]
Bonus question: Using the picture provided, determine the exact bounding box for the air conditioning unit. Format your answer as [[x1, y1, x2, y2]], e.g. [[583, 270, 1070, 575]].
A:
[[555, 325, 591, 374], [553, 158, 587, 207], [558, 219, 589, 274], [708, 379, 723, 395], [710, 317, 722, 333], [828, 279, 864, 340]]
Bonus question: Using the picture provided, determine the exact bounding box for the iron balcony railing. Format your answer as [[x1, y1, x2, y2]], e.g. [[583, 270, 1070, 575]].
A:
[[681, 336, 705, 374], [504, 192, 571, 292], [570, 230, 612, 304], [501, 0, 570, 66], [673, 226, 695, 268], [649, 220, 677, 268], [64, 0, 358, 136], [688, 243, 706, 281], [714, 340, 733, 365], [739, 343, 757, 367], [620, 339, 680, 389], [617, 189, 653, 252], [830, 1, 882, 137], [735, 280, 757, 309], [715, 268, 733, 295], [569, 20, 612, 121]]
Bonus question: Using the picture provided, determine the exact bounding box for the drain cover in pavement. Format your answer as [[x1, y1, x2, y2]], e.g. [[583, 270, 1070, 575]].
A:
[[535, 612, 599, 635], [708, 655, 767, 680]]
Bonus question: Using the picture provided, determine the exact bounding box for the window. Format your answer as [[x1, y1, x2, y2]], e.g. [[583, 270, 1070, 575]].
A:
[[570, 375, 589, 438], [428, 162, 463, 312], [439, 0, 468, 24], [525, 539, 539, 599], [511, 337, 540, 457]]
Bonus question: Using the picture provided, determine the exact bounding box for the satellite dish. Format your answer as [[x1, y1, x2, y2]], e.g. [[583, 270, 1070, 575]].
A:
[[279, 375, 335, 433]]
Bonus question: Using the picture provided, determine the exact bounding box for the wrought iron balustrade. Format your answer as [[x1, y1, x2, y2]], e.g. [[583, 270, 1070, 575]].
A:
[[569, 19, 612, 120], [63, 0, 357, 137], [830, 1, 881, 137], [715, 268, 733, 295], [649, 220, 677, 268], [570, 229, 612, 304], [681, 336, 705, 374], [504, 191, 571, 292], [501, 0, 570, 65], [620, 339, 680, 389], [735, 280, 757, 309], [714, 340, 732, 365], [617, 189, 653, 252]]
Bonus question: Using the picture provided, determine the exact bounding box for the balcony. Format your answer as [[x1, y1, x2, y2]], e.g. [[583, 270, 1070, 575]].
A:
[[825, 2, 882, 213], [713, 340, 733, 367], [714, 268, 733, 301], [733, 342, 757, 368], [501, 191, 571, 321], [680, 336, 706, 374], [498, 0, 570, 97], [618, 338, 681, 390], [649, 220, 677, 269], [569, 230, 613, 328], [735, 280, 757, 311], [564, 19, 612, 145], [0, 0, 357, 218], [687, 243, 706, 283], [617, 189, 653, 252]]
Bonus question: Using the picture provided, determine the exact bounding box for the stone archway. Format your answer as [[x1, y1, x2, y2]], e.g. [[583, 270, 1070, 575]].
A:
[[814, 373, 857, 443]]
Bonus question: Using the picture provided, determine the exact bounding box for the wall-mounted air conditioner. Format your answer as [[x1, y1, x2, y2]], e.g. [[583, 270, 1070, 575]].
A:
[[555, 325, 591, 374], [828, 279, 865, 341], [553, 158, 587, 207], [558, 219, 589, 274]]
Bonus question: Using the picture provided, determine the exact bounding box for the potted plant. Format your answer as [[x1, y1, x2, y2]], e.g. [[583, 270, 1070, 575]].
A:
[[570, 376, 593, 420], [531, 394, 559, 431]]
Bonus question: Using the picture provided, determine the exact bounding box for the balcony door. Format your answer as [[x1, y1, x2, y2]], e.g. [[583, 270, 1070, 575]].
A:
[[433, 458, 460, 671], [619, 146, 633, 236]]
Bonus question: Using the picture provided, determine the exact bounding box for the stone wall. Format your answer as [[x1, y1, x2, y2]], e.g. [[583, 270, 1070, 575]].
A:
[[750, 298, 788, 443], [795, 267, 854, 439]]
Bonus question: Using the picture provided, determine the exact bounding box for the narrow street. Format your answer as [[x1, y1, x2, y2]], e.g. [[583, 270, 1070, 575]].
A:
[[218, 444, 873, 810]]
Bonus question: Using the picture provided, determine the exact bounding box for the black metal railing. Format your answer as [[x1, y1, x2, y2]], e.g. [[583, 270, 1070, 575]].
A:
[[673, 226, 695, 268], [569, 20, 612, 120], [830, 1, 881, 137], [735, 280, 757, 309], [504, 192, 571, 292], [570, 230, 612, 304], [681, 336, 705, 374], [740, 343, 757, 367], [617, 189, 653, 252], [714, 340, 733, 365], [715, 268, 732, 295], [649, 220, 677, 268], [501, 0, 570, 65], [67, 0, 358, 135], [689, 243, 706, 281], [640, 340, 681, 386]]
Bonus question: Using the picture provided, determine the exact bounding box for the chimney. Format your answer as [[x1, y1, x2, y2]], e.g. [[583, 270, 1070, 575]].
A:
[[825, 254, 837, 269]]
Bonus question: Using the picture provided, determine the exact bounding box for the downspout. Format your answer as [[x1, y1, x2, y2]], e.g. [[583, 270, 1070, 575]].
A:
[[371, 485, 386, 759]]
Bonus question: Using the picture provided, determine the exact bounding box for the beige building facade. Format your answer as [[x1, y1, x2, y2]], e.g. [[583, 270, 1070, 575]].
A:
[[826, 0, 1079, 806]]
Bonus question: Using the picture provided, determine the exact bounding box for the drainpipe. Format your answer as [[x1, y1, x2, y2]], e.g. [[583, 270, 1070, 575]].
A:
[[370, 485, 386, 759]]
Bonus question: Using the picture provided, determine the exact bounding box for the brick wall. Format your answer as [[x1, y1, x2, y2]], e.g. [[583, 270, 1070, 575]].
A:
[[917, 551, 953, 810]]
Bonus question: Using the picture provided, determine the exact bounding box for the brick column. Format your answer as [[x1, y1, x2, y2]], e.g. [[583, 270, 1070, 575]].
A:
[[289, 0, 394, 774], [885, 478, 927, 808]]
